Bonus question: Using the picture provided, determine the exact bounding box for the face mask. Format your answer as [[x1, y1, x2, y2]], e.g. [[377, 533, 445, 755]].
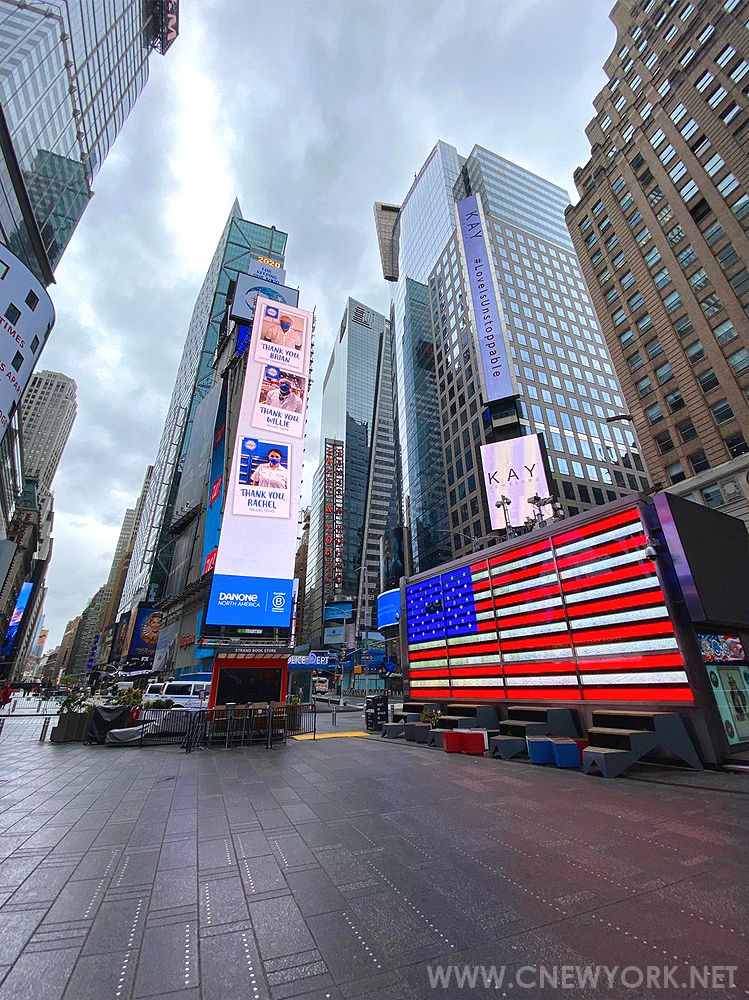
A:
[[280, 320, 291, 332], [269, 455, 281, 466]]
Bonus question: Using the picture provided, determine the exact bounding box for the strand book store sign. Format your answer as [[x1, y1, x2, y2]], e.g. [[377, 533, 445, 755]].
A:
[[204, 297, 313, 649]]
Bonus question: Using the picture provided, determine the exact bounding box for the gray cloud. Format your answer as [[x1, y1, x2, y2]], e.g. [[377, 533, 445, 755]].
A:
[[41, 0, 613, 645]]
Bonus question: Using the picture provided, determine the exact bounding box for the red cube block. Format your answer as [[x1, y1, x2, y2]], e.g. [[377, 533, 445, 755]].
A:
[[441, 730, 464, 753], [461, 730, 488, 755]]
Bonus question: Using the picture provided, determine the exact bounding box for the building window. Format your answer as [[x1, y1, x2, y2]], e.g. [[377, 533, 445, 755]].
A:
[[627, 351, 644, 372], [716, 243, 739, 269], [677, 417, 698, 442], [654, 430, 675, 453], [663, 290, 682, 313], [646, 337, 663, 358], [628, 291, 645, 311], [637, 313, 654, 333], [728, 346, 749, 375], [653, 267, 672, 289], [730, 269, 749, 296], [732, 193, 749, 219], [644, 246, 661, 267], [645, 401, 664, 423], [718, 173, 740, 197], [700, 293, 723, 317], [725, 432, 749, 457], [666, 387, 686, 411], [685, 339, 705, 363], [711, 397, 735, 424], [676, 245, 697, 268], [713, 319, 737, 345], [689, 268, 710, 292], [695, 70, 714, 92], [667, 461, 686, 483], [689, 449, 711, 473], [703, 219, 725, 245], [25, 290, 38, 311], [619, 328, 634, 348], [29, 335, 39, 353], [636, 375, 654, 397], [10, 350, 22, 372], [697, 368, 720, 393], [5, 303, 20, 325], [667, 223, 686, 246], [701, 484, 725, 508], [612, 307, 627, 326], [655, 361, 674, 384]]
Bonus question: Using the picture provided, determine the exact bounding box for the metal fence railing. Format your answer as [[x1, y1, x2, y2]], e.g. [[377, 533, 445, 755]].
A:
[[182, 702, 316, 753]]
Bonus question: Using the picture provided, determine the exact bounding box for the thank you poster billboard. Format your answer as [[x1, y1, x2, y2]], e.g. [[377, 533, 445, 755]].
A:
[[206, 297, 313, 628], [457, 193, 515, 404]]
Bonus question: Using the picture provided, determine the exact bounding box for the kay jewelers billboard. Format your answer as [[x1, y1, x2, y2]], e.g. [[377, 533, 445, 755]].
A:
[[206, 297, 313, 628]]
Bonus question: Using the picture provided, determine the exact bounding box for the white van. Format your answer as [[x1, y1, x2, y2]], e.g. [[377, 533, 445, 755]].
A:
[[144, 682, 165, 699], [162, 680, 210, 711]]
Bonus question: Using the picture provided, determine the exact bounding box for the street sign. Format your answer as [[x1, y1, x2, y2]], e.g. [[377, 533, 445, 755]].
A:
[[384, 659, 396, 674]]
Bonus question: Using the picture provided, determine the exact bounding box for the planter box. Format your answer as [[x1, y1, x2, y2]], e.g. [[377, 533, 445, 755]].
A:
[[49, 712, 90, 743]]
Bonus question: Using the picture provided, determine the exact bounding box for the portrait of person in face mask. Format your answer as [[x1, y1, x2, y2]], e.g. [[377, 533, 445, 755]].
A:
[[265, 379, 303, 413], [263, 312, 303, 350], [250, 447, 288, 489]]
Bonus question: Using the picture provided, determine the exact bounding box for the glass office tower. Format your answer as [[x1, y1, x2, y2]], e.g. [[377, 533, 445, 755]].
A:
[[0, 0, 177, 283], [374, 141, 463, 574], [377, 141, 648, 567], [119, 202, 288, 615], [302, 299, 389, 645]]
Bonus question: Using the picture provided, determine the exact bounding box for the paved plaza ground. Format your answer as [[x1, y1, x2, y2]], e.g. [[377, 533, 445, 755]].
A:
[[0, 720, 747, 999]]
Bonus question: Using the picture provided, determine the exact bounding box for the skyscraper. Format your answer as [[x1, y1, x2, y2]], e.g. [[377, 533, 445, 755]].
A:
[[376, 142, 647, 567], [21, 370, 76, 491], [119, 203, 288, 617], [567, 0, 749, 521], [303, 298, 391, 645], [0, 0, 178, 283]]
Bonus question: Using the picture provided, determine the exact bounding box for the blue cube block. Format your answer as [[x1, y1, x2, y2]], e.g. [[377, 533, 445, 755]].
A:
[[552, 740, 581, 768], [526, 736, 554, 764]]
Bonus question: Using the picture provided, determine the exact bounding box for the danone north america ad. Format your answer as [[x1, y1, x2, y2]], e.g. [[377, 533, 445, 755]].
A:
[[233, 437, 290, 519], [205, 293, 314, 629], [252, 365, 306, 437], [253, 299, 309, 373]]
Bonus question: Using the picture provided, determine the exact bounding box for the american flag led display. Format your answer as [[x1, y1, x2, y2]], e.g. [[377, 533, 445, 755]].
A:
[[405, 505, 693, 703]]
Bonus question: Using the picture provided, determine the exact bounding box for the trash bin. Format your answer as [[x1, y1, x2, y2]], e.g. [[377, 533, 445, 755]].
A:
[[365, 693, 389, 732]]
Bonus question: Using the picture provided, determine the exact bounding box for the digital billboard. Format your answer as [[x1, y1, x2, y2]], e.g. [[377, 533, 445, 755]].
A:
[[0, 580, 32, 657], [405, 505, 694, 705], [172, 383, 222, 523], [377, 589, 400, 630], [153, 620, 179, 674], [481, 434, 552, 529], [206, 296, 313, 629], [380, 527, 406, 592], [324, 602, 353, 622], [127, 606, 165, 659], [457, 194, 515, 404], [231, 274, 298, 328], [202, 382, 228, 575], [322, 440, 345, 595], [0, 244, 55, 444]]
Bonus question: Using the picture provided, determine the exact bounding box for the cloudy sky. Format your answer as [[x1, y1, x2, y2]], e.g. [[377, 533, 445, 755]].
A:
[[41, 0, 616, 645]]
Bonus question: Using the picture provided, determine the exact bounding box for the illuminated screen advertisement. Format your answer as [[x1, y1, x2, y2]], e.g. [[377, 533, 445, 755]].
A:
[[0, 580, 33, 657], [457, 193, 514, 404], [698, 633, 749, 745], [0, 244, 55, 444], [324, 602, 353, 622], [481, 434, 552, 529], [202, 382, 228, 575], [206, 297, 312, 628], [377, 589, 400, 630], [405, 505, 694, 705], [127, 606, 165, 659]]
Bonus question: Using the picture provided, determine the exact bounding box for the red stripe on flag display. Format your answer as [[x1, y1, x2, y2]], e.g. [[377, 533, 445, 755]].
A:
[[406, 504, 695, 706]]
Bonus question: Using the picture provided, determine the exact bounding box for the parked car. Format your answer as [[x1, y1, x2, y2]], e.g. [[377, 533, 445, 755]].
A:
[[161, 681, 210, 711]]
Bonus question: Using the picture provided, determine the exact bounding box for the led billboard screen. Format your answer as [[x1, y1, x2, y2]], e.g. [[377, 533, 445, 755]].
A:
[[457, 193, 514, 404], [481, 434, 552, 529], [0, 580, 32, 657], [206, 297, 312, 629], [324, 602, 353, 622], [377, 589, 400, 630], [405, 505, 693, 705]]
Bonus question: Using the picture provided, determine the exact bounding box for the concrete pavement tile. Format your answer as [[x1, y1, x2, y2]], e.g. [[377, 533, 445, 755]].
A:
[[200, 875, 248, 926], [0, 946, 79, 1000], [0, 909, 44, 964], [248, 895, 316, 960], [82, 897, 146, 956], [151, 867, 197, 911], [284, 868, 346, 916], [134, 920, 198, 996], [157, 837, 197, 871], [199, 928, 267, 1000]]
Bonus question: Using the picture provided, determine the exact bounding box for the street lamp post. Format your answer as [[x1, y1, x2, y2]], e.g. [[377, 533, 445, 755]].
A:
[[495, 494, 514, 538]]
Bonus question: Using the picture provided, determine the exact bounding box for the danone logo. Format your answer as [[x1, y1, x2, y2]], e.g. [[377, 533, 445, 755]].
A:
[[218, 592, 260, 607]]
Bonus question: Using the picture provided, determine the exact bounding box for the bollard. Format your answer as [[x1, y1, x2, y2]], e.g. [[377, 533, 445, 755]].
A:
[[332, 704, 337, 727], [39, 717, 50, 741], [0, 717, 4, 737], [37, 699, 42, 713]]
